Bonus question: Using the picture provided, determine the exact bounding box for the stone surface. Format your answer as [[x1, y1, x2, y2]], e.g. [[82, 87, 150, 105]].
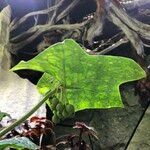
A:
[[0, 69, 46, 119], [0, 6, 46, 119], [127, 105, 150, 150]]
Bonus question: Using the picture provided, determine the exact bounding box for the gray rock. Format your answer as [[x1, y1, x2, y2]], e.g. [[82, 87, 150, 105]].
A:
[[127, 105, 150, 150]]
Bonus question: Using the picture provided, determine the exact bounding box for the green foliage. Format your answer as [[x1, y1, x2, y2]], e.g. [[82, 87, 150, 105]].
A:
[[11, 39, 146, 111], [50, 97, 59, 110], [66, 104, 75, 114], [0, 111, 10, 121], [49, 97, 75, 123], [52, 113, 60, 124], [0, 137, 38, 150]]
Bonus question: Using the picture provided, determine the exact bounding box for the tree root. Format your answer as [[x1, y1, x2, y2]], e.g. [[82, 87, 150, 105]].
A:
[[9, 0, 150, 57]]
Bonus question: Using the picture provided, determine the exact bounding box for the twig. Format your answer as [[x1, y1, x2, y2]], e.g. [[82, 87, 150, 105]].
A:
[[85, 0, 105, 45], [10, 30, 41, 54], [92, 37, 129, 55], [56, 134, 78, 144], [46, 0, 54, 23], [11, 22, 85, 43], [11, 0, 66, 31], [110, 1, 150, 39], [33, 14, 39, 26], [10, 22, 87, 53], [109, 8, 145, 56], [143, 43, 150, 48], [9, 0, 150, 58], [49, 0, 60, 24], [93, 32, 124, 51], [139, 9, 150, 17], [56, 0, 80, 22]]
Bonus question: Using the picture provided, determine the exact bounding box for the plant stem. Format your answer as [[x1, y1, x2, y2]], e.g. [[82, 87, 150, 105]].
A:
[[0, 89, 56, 138], [88, 134, 94, 150], [78, 128, 83, 149]]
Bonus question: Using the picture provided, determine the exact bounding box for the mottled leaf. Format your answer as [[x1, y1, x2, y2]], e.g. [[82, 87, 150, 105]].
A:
[[11, 39, 146, 111]]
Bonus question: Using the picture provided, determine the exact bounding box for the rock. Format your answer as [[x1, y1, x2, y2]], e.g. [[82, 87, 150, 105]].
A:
[[127, 105, 150, 150], [121, 84, 140, 107], [0, 69, 46, 119]]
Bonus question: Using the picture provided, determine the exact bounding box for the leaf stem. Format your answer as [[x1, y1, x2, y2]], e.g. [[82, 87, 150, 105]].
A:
[[0, 89, 56, 138]]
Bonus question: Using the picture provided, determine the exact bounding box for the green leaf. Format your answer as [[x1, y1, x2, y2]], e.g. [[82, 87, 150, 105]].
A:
[[0, 137, 38, 150], [37, 73, 56, 95], [0, 111, 10, 121], [11, 39, 146, 111]]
